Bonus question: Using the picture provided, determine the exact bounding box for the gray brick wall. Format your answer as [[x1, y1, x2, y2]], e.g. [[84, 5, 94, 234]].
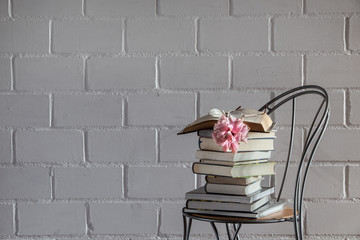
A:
[[0, 0, 359, 239]]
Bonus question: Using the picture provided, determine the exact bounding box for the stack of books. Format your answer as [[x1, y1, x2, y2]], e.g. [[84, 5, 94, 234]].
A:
[[179, 109, 285, 219]]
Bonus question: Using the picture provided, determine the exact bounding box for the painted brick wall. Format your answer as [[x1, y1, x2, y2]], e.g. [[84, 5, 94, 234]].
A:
[[0, 0, 359, 239]]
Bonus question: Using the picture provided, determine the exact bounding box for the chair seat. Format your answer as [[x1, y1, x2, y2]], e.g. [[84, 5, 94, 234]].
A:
[[184, 207, 294, 224]]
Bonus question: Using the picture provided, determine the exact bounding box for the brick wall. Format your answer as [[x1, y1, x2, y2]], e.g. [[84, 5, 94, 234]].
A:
[[0, 0, 359, 239]]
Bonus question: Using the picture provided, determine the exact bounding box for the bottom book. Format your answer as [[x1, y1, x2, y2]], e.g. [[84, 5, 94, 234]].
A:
[[183, 201, 285, 219]]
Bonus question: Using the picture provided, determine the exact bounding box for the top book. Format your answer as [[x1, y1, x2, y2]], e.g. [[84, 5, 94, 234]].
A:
[[178, 108, 275, 135]]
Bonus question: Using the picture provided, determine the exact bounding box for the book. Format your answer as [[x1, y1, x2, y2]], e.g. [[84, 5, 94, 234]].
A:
[[195, 150, 272, 162], [193, 162, 276, 178], [178, 108, 275, 135], [199, 159, 268, 166], [186, 195, 269, 212], [206, 175, 263, 186], [183, 201, 285, 219], [185, 186, 274, 204], [205, 180, 262, 195], [198, 129, 276, 139], [199, 137, 274, 152]]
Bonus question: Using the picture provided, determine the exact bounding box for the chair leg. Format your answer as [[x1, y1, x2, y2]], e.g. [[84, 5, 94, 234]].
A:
[[233, 224, 240, 240], [183, 216, 192, 240], [232, 224, 241, 240], [210, 222, 220, 240], [226, 224, 232, 240]]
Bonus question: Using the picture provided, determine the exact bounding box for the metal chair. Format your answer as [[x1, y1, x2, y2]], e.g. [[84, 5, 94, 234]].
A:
[[182, 85, 330, 240]]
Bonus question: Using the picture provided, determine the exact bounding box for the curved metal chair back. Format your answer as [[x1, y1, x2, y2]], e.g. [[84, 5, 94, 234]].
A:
[[258, 85, 330, 240]]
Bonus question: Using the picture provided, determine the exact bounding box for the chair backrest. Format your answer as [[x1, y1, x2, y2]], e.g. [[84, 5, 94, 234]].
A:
[[258, 85, 330, 240]]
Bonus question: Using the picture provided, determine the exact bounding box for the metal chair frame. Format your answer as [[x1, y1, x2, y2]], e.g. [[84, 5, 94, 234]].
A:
[[182, 85, 330, 240]]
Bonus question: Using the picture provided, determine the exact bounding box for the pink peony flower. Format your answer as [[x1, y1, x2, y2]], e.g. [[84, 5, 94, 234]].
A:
[[212, 115, 250, 153]]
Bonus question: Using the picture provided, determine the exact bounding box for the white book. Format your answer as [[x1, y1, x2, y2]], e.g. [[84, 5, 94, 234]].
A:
[[205, 180, 262, 195], [196, 150, 272, 162], [199, 137, 274, 152]]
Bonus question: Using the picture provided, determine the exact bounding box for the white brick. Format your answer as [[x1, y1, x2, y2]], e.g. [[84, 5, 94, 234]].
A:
[[306, 0, 360, 13], [233, 0, 302, 14], [199, 92, 270, 116], [88, 129, 156, 163], [16, 130, 83, 163], [349, 167, 360, 198], [233, 56, 302, 88], [0, 21, 48, 53], [307, 203, 360, 234], [350, 92, 360, 124], [272, 128, 303, 162], [127, 93, 195, 125], [13, 0, 82, 17], [0, 94, 49, 127], [160, 130, 198, 162], [159, 0, 228, 16], [0, 204, 13, 236], [55, 167, 122, 199], [349, 18, 360, 50], [127, 19, 194, 53], [0, 0, 8, 17], [0, 58, 11, 90], [274, 18, 343, 51], [128, 167, 194, 198], [316, 129, 360, 161], [307, 55, 360, 88], [160, 56, 228, 89], [86, 0, 154, 17], [53, 20, 122, 53], [15, 57, 83, 90], [87, 57, 155, 90], [0, 167, 50, 199], [199, 19, 268, 51], [160, 202, 217, 235], [275, 165, 343, 199], [90, 203, 157, 234], [0, 130, 11, 163], [53, 94, 122, 127], [275, 91, 343, 125], [18, 203, 85, 235]]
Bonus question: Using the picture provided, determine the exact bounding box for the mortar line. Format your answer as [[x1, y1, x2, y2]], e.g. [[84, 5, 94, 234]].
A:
[[344, 16, 350, 53], [10, 55, 15, 91], [155, 0, 160, 17], [195, 92, 200, 120], [81, 0, 86, 17], [11, 129, 15, 165], [49, 93, 54, 127], [156, 203, 161, 236], [121, 96, 127, 127], [155, 56, 160, 89], [344, 165, 349, 199], [228, 56, 233, 89], [345, 89, 351, 127], [50, 167, 55, 200], [228, 0, 233, 16], [301, 0, 306, 14], [13, 202, 18, 236], [85, 202, 93, 235], [155, 128, 160, 163], [122, 18, 127, 54], [82, 130, 88, 164], [83, 56, 89, 91], [48, 20, 53, 54], [194, 17, 200, 54], [268, 17, 274, 52], [8, 0, 13, 18], [122, 164, 128, 199], [301, 54, 306, 86]]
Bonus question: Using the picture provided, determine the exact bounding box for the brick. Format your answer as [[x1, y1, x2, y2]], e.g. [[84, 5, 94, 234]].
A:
[[307, 203, 360, 234], [233, 56, 301, 88], [0, 94, 49, 127], [88, 129, 156, 163], [233, 0, 302, 14], [160, 130, 198, 162], [275, 91, 343, 125], [160, 202, 219, 235], [86, 0, 154, 17], [18, 203, 85, 235], [160, 56, 228, 89], [15, 57, 83, 90], [53, 20, 122, 53], [0, 130, 11, 163], [349, 17, 360, 50], [0, 0, 8, 17], [0, 21, 48, 53], [127, 19, 194, 53], [53, 94, 122, 127], [13, 0, 82, 17], [199, 92, 270, 116], [275, 165, 343, 199], [350, 92, 360, 124], [0, 58, 11, 90], [159, 0, 228, 16], [306, 0, 360, 13], [90, 203, 157, 234], [349, 167, 360, 198], [307, 55, 360, 88], [16, 130, 83, 163], [0, 205, 13, 236], [316, 129, 360, 161], [127, 166, 194, 198], [199, 19, 268, 51], [0, 167, 50, 199], [272, 128, 303, 162], [127, 93, 195, 125], [87, 57, 155, 90], [274, 18, 343, 51], [55, 167, 122, 199]]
